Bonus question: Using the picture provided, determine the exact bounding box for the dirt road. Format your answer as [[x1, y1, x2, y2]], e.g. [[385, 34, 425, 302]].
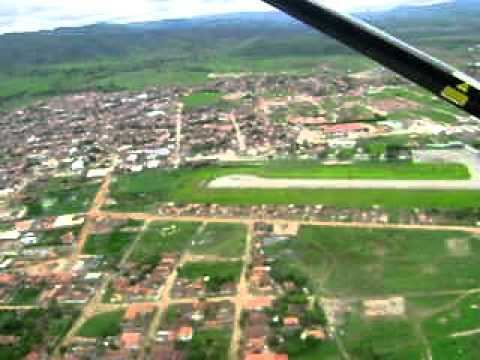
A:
[[230, 223, 253, 360], [94, 211, 480, 235]]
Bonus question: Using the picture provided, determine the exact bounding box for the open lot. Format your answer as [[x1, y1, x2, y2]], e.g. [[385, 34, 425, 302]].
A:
[[190, 223, 246, 257], [182, 90, 225, 111], [178, 261, 243, 291], [130, 221, 200, 266], [262, 225, 480, 359], [264, 226, 480, 296], [109, 162, 480, 211], [23, 177, 100, 218], [77, 310, 124, 338], [83, 221, 143, 268]]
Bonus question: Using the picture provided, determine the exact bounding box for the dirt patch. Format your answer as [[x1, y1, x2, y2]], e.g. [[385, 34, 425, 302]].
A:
[[371, 98, 419, 112], [446, 238, 472, 257]]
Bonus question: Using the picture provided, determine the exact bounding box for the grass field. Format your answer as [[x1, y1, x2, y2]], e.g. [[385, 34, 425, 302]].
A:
[[108, 162, 479, 211], [77, 310, 124, 338], [10, 287, 42, 305], [368, 86, 463, 123], [341, 313, 425, 359], [178, 261, 242, 292], [265, 226, 480, 296], [288, 342, 341, 360], [178, 328, 231, 360], [24, 178, 100, 218], [182, 90, 224, 111], [130, 222, 200, 266], [262, 225, 480, 358], [27, 226, 81, 247], [190, 223, 247, 257], [83, 223, 142, 268]]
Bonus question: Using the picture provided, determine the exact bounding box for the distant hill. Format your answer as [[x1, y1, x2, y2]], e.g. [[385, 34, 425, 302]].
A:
[[0, 0, 479, 111], [0, 1, 479, 70]]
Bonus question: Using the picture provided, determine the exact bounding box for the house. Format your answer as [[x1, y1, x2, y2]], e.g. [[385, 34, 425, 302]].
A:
[[320, 123, 376, 139], [245, 296, 274, 311], [150, 344, 184, 360], [124, 303, 155, 322], [301, 328, 327, 341], [244, 353, 288, 360], [121, 332, 141, 350], [71, 159, 85, 172], [283, 316, 300, 328], [273, 223, 299, 236], [86, 168, 110, 179], [176, 326, 193, 342], [52, 214, 84, 229], [103, 349, 130, 360], [15, 220, 34, 232], [0, 230, 21, 241]]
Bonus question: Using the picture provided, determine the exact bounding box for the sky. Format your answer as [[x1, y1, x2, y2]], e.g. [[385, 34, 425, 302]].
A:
[[0, 0, 452, 34]]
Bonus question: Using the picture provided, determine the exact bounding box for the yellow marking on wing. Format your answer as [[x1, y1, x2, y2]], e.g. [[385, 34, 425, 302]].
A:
[[441, 86, 469, 107], [457, 83, 470, 93]]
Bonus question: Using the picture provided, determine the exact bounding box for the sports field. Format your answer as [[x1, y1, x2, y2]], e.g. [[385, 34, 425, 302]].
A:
[[108, 162, 480, 211]]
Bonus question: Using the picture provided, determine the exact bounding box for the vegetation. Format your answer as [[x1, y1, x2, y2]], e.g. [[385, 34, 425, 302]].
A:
[[0, 305, 78, 359], [190, 223, 247, 257], [178, 261, 242, 292], [83, 223, 140, 268], [1, 1, 478, 111], [182, 90, 224, 111], [10, 286, 43, 305], [77, 310, 124, 338], [264, 226, 480, 296], [23, 178, 100, 218], [27, 226, 81, 247], [178, 328, 231, 360], [342, 313, 424, 359], [130, 222, 200, 266]]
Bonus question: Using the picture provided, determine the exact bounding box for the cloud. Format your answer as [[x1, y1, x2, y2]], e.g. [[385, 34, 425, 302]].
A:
[[0, 0, 453, 34]]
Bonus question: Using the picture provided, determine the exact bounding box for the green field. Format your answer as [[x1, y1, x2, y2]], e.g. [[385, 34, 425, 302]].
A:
[[10, 286, 43, 305], [340, 313, 425, 359], [108, 162, 479, 211], [263, 226, 480, 359], [130, 221, 200, 266], [368, 86, 463, 123], [178, 328, 231, 360], [23, 177, 100, 218], [77, 310, 124, 338], [27, 226, 81, 247], [178, 261, 242, 292], [190, 223, 247, 257], [83, 223, 142, 268], [182, 90, 224, 110], [264, 226, 480, 296]]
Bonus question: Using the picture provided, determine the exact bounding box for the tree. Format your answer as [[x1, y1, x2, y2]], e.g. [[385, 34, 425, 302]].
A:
[[365, 143, 386, 161], [337, 148, 356, 161]]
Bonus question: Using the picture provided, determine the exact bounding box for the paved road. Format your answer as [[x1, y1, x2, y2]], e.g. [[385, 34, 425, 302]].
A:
[[209, 175, 480, 190]]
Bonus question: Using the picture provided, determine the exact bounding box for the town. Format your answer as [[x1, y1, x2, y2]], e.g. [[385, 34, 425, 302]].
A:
[[1, 67, 480, 359]]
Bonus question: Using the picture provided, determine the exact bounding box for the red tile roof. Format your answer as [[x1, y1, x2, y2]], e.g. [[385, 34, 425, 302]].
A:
[[121, 332, 141, 349]]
